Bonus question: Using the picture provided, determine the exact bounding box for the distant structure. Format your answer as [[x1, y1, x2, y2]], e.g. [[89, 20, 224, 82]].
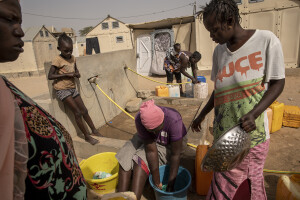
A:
[[47, 26, 75, 38], [73, 36, 86, 57], [47, 26, 85, 57], [0, 25, 58, 77], [86, 15, 133, 55], [61, 27, 75, 38], [129, 0, 300, 76]]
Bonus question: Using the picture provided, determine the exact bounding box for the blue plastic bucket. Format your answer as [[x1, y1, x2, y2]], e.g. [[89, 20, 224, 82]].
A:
[[197, 76, 206, 83], [149, 165, 191, 200], [187, 76, 206, 83]]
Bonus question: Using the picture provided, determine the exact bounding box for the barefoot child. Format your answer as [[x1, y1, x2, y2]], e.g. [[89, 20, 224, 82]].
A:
[[192, 0, 285, 199], [48, 33, 102, 145], [164, 43, 183, 94]]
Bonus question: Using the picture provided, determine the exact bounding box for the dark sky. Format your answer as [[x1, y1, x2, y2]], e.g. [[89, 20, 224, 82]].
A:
[[21, 0, 210, 34]]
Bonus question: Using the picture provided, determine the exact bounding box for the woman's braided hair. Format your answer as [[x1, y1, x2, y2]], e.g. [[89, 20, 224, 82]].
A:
[[198, 0, 241, 24]]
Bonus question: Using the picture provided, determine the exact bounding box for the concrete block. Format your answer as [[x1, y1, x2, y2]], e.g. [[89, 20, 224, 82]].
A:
[[126, 98, 142, 113], [137, 90, 154, 99], [285, 68, 300, 77]]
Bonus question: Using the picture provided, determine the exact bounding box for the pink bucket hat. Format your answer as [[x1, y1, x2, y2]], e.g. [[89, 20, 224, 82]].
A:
[[140, 100, 164, 130]]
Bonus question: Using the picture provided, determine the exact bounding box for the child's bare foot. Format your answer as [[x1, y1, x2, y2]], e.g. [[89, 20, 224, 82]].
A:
[[85, 135, 99, 145], [92, 130, 103, 137]]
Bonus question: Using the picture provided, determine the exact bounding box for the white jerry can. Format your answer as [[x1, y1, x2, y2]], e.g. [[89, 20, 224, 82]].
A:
[[168, 85, 180, 97], [194, 82, 208, 99], [185, 83, 194, 98]]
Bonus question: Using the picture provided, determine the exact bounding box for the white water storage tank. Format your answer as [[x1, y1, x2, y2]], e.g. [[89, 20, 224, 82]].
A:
[[168, 85, 180, 97], [194, 82, 208, 99]]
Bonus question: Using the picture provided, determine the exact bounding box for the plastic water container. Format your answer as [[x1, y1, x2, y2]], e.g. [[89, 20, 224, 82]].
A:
[[195, 145, 213, 195], [149, 165, 191, 200], [197, 76, 206, 83], [266, 108, 273, 133], [168, 85, 180, 97], [79, 152, 119, 195], [187, 76, 206, 83], [276, 174, 300, 200], [185, 83, 194, 98], [156, 86, 169, 97], [194, 82, 208, 99], [269, 101, 284, 133]]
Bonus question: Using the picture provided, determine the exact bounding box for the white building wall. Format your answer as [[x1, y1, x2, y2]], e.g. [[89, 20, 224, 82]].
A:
[[33, 27, 59, 73], [195, 0, 300, 69], [0, 42, 38, 74], [87, 17, 133, 53]]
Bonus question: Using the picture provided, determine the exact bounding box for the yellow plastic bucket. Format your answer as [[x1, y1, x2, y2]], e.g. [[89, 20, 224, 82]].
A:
[[79, 152, 119, 195]]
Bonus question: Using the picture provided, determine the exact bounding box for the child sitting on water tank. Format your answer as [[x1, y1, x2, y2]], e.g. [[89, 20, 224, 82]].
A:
[[48, 33, 102, 145]]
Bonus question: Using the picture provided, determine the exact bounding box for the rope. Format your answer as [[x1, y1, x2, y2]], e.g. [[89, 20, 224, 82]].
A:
[[187, 143, 197, 148], [263, 169, 300, 175], [124, 66, 191, 85]]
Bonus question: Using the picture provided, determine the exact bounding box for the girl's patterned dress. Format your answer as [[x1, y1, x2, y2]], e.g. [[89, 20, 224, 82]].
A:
[[2, 76, 87, 200]]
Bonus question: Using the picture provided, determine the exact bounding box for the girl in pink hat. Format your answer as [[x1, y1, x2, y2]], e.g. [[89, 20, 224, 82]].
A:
[[116, 99, 188, 199]]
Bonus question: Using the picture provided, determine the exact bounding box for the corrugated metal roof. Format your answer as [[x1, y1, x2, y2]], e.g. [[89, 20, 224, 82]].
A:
[[127, 15, 195, 30], [22, 26, 42, 42]]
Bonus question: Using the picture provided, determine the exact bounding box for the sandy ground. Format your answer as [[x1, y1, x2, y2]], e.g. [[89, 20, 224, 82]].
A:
[[7, 73, 300, 200], [9, 74, 50, 98]]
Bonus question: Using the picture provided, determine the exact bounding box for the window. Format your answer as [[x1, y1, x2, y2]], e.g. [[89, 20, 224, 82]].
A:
[[45, 31, 49, 37], [39, 31, 44, 37], [249, 0, 263, 3], [102, 22, 109, 30], [112, 21, 119, 29], [116, 36, 124, 43], [48, 44, 52, 50], [234, 0, 242, 4]]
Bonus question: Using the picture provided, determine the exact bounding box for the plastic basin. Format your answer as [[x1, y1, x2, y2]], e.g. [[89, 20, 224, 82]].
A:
[[149, 165, 191, 200], [79, 152, 119, 195]]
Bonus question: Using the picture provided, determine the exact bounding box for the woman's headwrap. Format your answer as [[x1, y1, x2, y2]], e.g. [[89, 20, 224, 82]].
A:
[[140, 100, 164, 130]]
